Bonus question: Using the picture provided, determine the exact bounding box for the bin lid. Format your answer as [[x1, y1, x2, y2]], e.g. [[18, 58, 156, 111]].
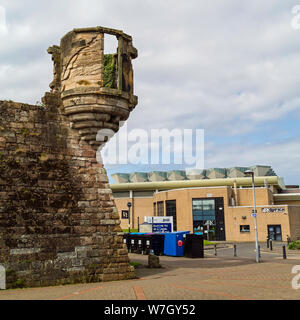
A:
[[165, 231, 190, 235]]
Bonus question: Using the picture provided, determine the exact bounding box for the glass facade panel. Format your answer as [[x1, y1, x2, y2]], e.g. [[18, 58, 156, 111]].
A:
[[192, 199, 215, 222]]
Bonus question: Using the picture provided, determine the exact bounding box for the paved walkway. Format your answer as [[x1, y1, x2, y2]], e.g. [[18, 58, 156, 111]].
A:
[[0, 244, 300, 300]]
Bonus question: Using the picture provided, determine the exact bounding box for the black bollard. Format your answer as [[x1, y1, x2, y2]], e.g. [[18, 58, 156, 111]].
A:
[[269, 239, 273, 251], [258, 245, 261, 259], [283, 245, 287, 259], [267, 237, 269, 249], [233, 244, 237, 257], [214, 244, 217, 256]]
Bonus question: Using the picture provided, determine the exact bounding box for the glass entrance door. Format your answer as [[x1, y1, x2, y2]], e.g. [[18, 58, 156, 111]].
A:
[[192, 197, 225, 241], [193, 220, 216, 240], [192, 199, 216, 240], [268, 225, 282, 241]]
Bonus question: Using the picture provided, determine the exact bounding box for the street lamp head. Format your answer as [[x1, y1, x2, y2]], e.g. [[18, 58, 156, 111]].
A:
[[244, 170, 254, 177]]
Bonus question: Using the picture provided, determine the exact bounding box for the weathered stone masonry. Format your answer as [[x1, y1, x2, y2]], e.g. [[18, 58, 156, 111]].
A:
[[0, 26, 138, 288]]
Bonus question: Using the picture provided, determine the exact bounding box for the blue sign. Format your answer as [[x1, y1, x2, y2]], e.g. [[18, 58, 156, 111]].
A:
[[152, 223, 172, 233]]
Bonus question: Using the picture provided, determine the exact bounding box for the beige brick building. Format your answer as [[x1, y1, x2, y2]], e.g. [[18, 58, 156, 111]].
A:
[[110, 167, 300, 242]]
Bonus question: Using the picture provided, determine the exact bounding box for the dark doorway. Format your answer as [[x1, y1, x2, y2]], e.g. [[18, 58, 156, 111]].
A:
[[166, 200, 177, 231], [268, 225, 282, 241], [192, 197, 226, 241]]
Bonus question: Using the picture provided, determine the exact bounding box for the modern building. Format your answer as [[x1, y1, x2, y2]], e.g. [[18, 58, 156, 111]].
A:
[[111, 166, 300, 242]]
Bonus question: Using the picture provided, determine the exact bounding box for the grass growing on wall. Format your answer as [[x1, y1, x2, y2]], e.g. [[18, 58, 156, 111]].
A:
[[103, 54, 116, 88]]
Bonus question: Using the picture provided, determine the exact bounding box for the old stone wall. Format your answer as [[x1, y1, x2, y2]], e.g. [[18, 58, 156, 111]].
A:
[[0, 94, 134, 288], [0, 26, 138, 288]]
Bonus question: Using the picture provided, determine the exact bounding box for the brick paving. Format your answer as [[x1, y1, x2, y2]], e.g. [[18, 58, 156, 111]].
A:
[[0, 248, 300, 300]]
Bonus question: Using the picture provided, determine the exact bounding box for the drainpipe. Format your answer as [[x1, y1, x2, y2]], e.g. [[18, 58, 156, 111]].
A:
[[233, 181, 239, 206], [264, 178, 269, 189]]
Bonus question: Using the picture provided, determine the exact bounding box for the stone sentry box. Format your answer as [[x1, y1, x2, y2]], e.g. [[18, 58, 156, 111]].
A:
[[0, 26, 138, 288], [51, 26, 138, 148]]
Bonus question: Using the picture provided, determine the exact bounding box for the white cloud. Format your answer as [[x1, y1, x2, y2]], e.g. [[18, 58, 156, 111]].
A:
[[205, 137, 300, 184], [0, 0, 299, 183]]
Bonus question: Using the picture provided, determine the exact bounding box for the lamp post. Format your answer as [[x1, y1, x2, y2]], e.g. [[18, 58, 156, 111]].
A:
[[245, 170, 260, 263], [127, 202, 132, 233]]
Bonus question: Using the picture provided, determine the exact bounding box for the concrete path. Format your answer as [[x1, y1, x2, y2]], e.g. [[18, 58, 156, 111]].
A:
[[0, 243, 300, 300]]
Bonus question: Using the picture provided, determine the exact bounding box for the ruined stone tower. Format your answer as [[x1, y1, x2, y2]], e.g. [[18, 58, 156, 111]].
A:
[[0, 27, 138, 288]]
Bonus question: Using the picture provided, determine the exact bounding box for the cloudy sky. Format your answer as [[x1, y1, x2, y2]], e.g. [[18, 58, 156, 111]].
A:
[[0, 1, 300, 184]]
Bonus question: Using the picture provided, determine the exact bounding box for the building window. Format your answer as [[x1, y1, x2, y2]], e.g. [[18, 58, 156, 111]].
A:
[[157, 201, 164, 216], [153, 202, 157, 216], [166, 200, 177, 231], [192, 199, 215, 223], [240, 225, 250, 233], [133, 191, 154, 198], [112, 191, 130, 198]]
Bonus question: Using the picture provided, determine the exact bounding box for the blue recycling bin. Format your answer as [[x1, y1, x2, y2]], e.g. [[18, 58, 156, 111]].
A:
[[163, 231, 190, 256]]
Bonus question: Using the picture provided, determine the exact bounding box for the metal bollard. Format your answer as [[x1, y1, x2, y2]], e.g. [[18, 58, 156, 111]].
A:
[[258, 245, 261, 259], [233, 244, 237, 257], [214, 244, 217, 256], [266, 237, 269, 248], [283, 245, 287, 259], [269, 239, 273, 251]]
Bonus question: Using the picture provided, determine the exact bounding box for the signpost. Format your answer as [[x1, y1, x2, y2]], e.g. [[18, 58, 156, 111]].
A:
[[152, 223, 172, 233], [144, 216, 173, 233], [127, 202, 132, 233], [245, 170, 260, 263]]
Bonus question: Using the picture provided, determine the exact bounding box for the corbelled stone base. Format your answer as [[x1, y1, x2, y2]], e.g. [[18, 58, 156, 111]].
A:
[[0, 95, 135, 288]]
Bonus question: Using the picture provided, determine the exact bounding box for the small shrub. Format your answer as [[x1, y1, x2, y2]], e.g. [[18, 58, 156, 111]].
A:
[[288, 241, 300, 250]]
